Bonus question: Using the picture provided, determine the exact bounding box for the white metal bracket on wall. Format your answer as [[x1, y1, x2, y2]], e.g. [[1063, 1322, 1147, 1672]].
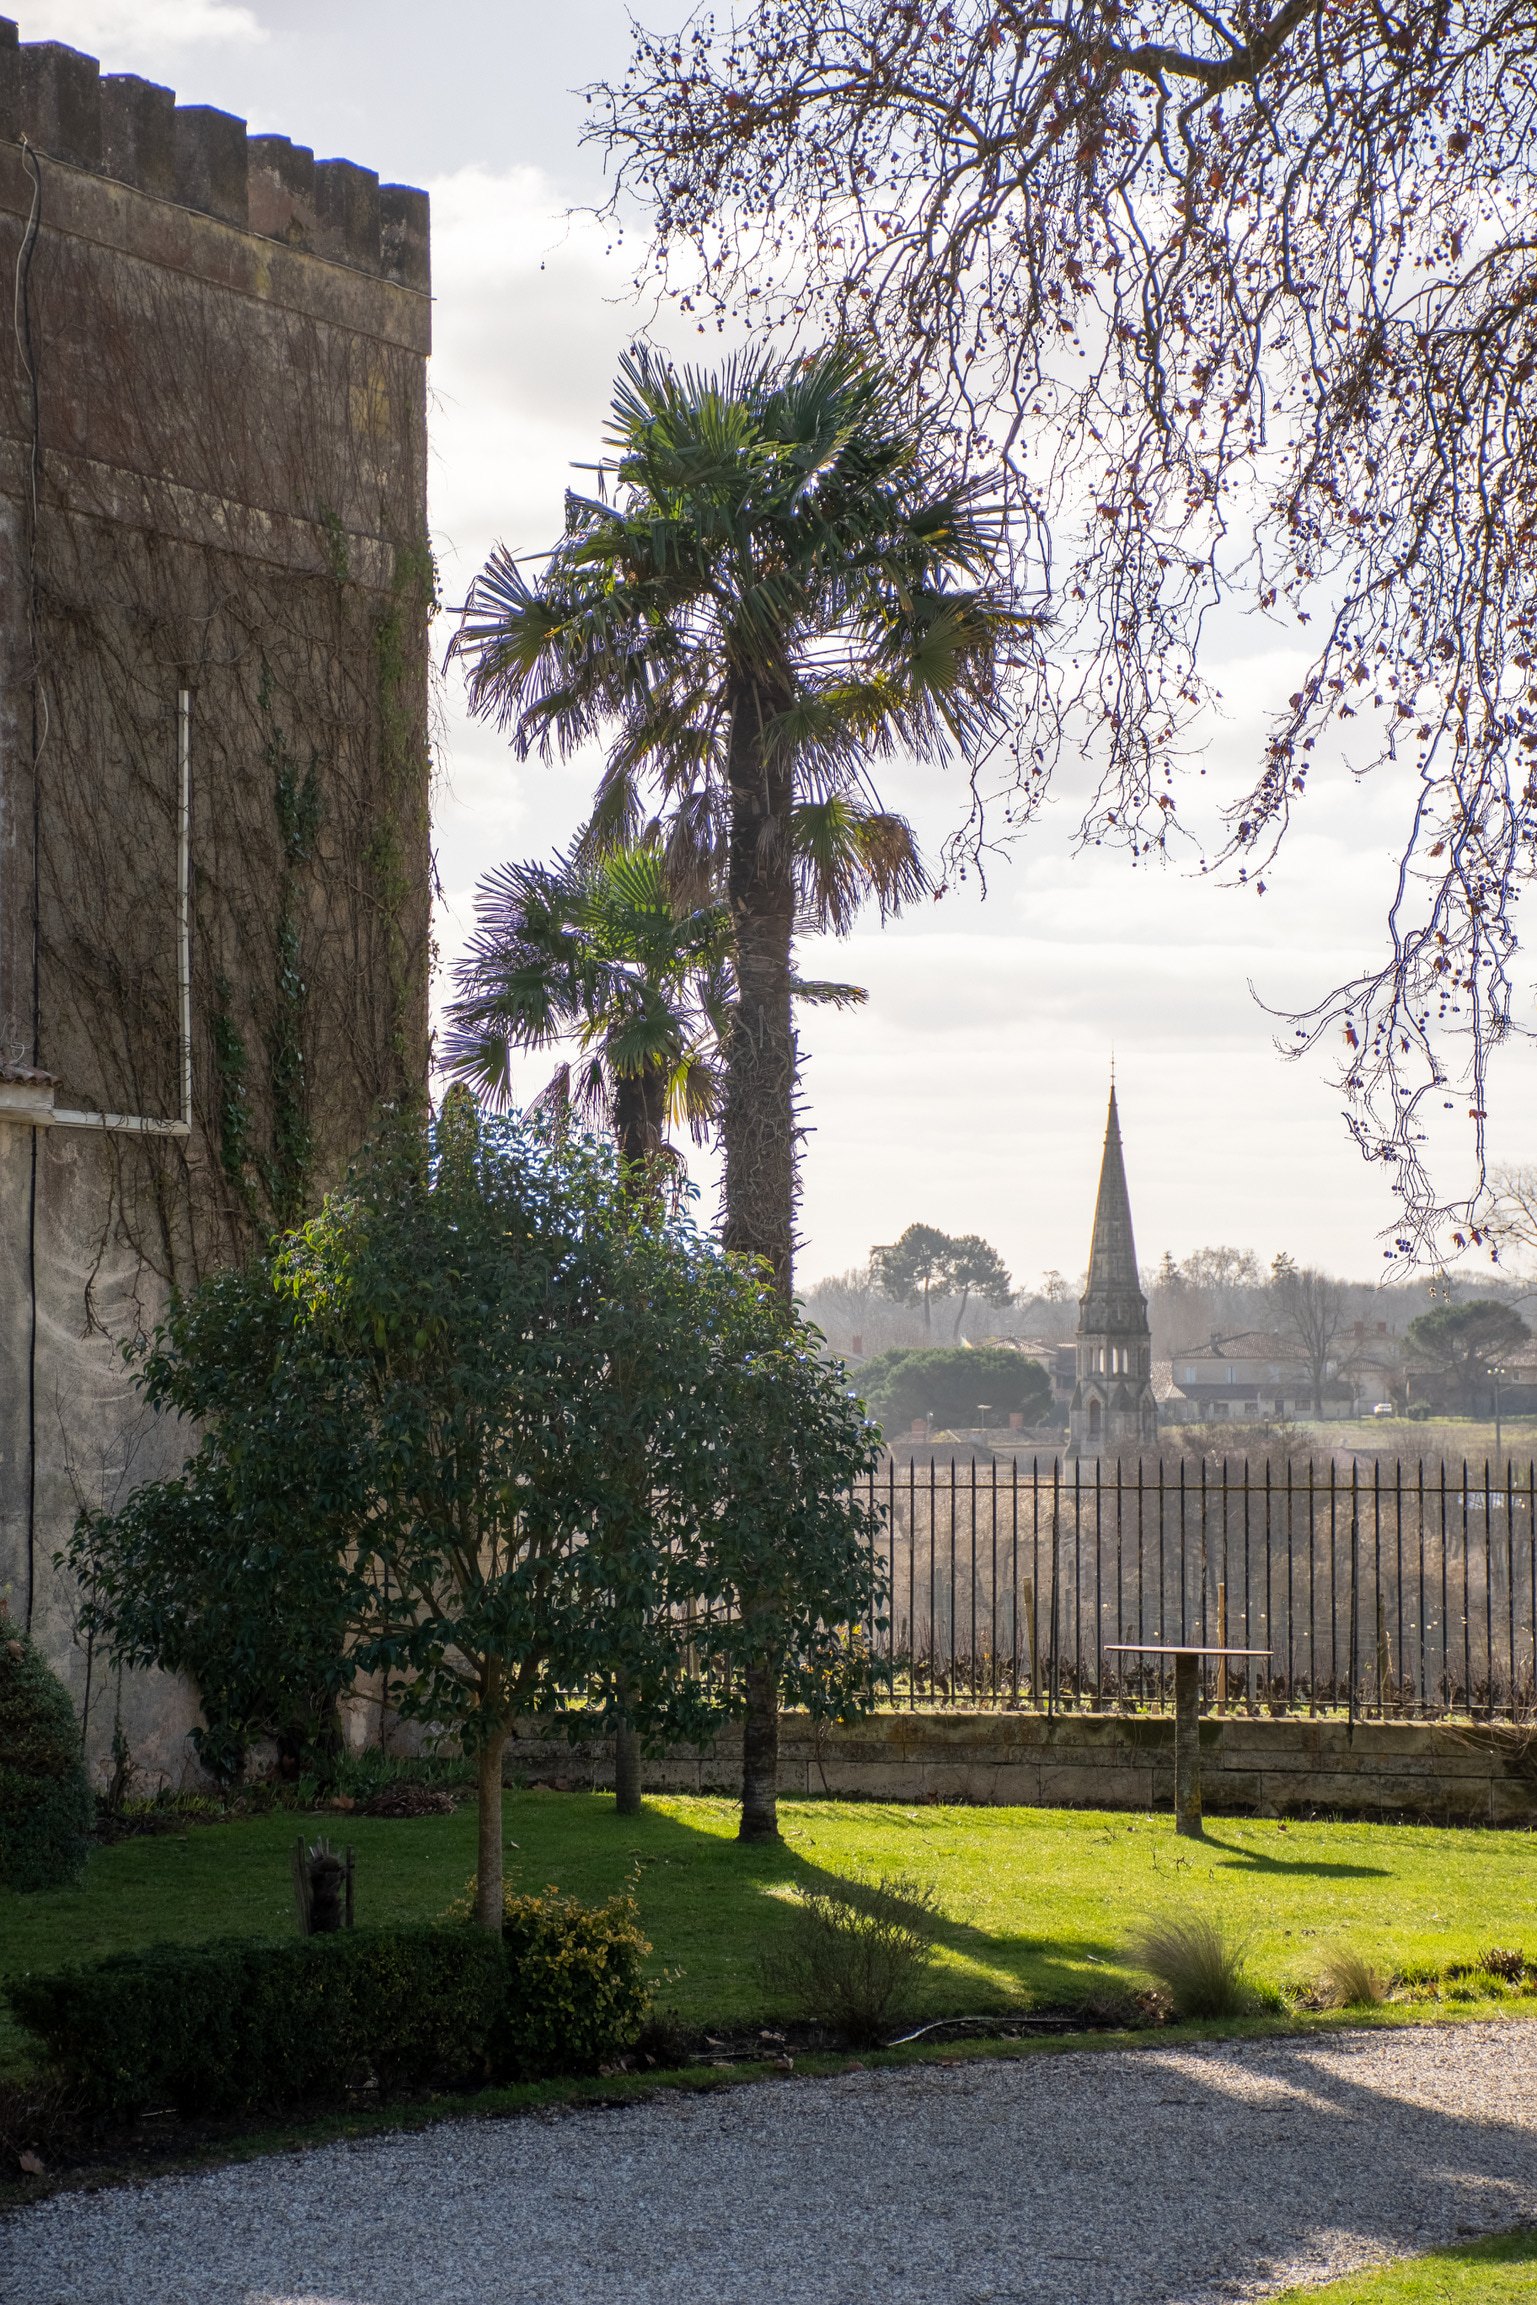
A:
[[0, 687, 193, 1139]]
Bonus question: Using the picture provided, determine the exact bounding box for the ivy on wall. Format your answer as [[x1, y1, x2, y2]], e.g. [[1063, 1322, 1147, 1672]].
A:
[[207, 672, 329, 1229], [264, 672, 322, 1223]]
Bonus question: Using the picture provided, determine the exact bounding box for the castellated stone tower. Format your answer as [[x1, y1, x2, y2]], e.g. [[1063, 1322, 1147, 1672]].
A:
[[0, 21, 431, 1776], [1069, 1086, 1158, 1457]]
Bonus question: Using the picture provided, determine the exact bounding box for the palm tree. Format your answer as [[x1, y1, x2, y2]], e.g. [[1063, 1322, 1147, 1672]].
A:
[[452, 341, 1022, 1839], [445, 840, 730, 1815], [443, 840, 730, 1175]]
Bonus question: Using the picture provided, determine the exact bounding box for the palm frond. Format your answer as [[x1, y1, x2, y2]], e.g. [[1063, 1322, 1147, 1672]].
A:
[[791, 978, 869, 1008], [792, 796, 929, 933]]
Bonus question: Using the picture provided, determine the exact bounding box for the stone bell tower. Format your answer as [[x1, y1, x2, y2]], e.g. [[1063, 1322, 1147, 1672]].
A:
[[1069, 1085, 1158, 1457]]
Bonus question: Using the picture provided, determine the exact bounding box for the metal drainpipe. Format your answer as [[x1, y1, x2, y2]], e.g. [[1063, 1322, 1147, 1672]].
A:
[[8, 694, 193, 1627], [51, 686, 192, 1139]]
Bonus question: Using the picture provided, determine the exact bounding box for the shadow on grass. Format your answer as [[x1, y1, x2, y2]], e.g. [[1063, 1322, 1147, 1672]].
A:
[[1198, 1829, 1389, 1882], [608, 1801, 1127, 2012]]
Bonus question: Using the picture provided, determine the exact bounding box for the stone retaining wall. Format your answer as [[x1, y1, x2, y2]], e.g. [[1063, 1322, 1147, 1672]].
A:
[[505, 1710, 1537, 1827]]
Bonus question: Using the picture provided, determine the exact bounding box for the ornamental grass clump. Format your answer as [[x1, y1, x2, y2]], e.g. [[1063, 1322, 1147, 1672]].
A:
[[762, 1873, 942, 2047], [1315, 1942, 1388, 2010], [1127, 1911, 1253, 2021]]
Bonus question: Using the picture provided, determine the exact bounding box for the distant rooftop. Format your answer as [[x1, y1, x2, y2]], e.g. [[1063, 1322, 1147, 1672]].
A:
[[0, 19, 428, 290]]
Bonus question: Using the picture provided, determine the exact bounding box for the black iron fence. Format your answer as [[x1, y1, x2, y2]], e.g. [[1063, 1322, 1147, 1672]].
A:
[[856, 1457, 1537, 1720]]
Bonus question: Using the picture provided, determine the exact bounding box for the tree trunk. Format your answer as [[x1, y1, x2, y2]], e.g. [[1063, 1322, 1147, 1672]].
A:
[[612, 1066, 669, 1175], [614, 1669, 642, 1815], [474, 1725, 511, 1932], [722, 679, 796, 1297], [739, 1654, 781, 1843], [722, 682, 794, 1843]]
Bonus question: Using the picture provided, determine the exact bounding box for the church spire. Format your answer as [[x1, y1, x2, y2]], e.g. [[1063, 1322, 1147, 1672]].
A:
[[1069, 1080, 1157, 1456], [1083, 1085, 1141, 1311]]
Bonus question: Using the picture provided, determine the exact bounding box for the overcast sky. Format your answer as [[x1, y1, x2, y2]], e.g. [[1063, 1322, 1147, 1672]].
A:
[[24, 0, 1537, 1290]]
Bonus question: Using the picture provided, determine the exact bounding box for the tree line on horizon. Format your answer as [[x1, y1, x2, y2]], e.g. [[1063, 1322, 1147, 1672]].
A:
[[803, 1236, 1537, 1421]]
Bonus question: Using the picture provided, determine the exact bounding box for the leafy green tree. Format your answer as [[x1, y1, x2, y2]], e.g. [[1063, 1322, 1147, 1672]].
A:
[[693, 1286, 887, 1841], [856, 1346, 1050, 1435], [453, 343, 1015, 1811], [69, 1272, 358, 1784], [872, 1225, 1012, 1337], [442, 841, 730, 1172], [273, 1095, 674, 1928], [74, 1100, 886, 1875], [1406, 1301, 1532, 1417], [447, 839, 735, 1812]]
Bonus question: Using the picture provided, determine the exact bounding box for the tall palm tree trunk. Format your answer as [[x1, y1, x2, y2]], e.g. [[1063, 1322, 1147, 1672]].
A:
[[723, 681, 795, 1842], [611, 1066, 670, 1817]]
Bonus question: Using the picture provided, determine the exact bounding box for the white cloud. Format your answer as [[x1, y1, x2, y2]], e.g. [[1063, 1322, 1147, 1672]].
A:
[[15, 0, 263, 59]]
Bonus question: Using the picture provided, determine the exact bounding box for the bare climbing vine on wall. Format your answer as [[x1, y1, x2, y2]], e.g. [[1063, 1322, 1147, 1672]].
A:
[[4, 207, 436, 1308]]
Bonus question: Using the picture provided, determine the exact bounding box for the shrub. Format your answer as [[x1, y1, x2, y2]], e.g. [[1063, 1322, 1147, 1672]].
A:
[[8, 1890, 653, 2127], [1479, 1945, 1528, 1984], [1127, 1911, 1253, 2020], [6, 1927, 506, 2123], [761, 1873, 942, 2046], [1315, 1942, 1387, 2009], [0, 1622, 94, 1892], [498, 1888, 651, 2077], [856, 1346, 1051, 1433]]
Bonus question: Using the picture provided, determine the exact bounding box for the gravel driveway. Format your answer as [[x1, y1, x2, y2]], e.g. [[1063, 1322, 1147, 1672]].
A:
[[5, 2021, 1536, 2305]]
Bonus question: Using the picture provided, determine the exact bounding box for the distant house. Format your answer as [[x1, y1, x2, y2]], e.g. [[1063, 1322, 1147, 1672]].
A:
[[1165, 1332, 1353, 1421], [1339, 1320, 1404, 1411], [993, 1336, 1075, 1414]]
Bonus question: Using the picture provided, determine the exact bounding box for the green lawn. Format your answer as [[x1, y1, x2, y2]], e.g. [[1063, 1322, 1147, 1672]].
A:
[[3, 1794, 1535, 2072], [1275, 2229, 1537, 2302]]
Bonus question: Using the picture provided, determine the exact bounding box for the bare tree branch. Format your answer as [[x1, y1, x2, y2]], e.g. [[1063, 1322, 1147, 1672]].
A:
[[594, 0, 1537, 1255]]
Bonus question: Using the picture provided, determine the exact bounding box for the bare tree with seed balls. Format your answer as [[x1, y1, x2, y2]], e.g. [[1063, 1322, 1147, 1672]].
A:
[[597, 3, 1537, 1252]]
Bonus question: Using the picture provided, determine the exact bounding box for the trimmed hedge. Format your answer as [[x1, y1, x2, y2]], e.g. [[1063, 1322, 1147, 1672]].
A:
[[8, 1928, 506, 2122], [0, 1625, 94, 1892], [6, 1897, 652, 2124]]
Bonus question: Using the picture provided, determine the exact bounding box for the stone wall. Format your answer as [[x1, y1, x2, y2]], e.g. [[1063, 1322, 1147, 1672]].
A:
[[0, 22, 431, 1777], [506, 1710, 1537, 1827]]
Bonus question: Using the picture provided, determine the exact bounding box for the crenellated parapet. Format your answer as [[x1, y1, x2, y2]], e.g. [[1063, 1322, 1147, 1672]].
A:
[[0, 20, 429, 290]]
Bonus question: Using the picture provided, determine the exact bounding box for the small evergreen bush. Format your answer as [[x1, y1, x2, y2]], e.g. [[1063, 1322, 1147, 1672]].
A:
[[498, 1888, 651, 2078], [0, 1623, 94, 1892]]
